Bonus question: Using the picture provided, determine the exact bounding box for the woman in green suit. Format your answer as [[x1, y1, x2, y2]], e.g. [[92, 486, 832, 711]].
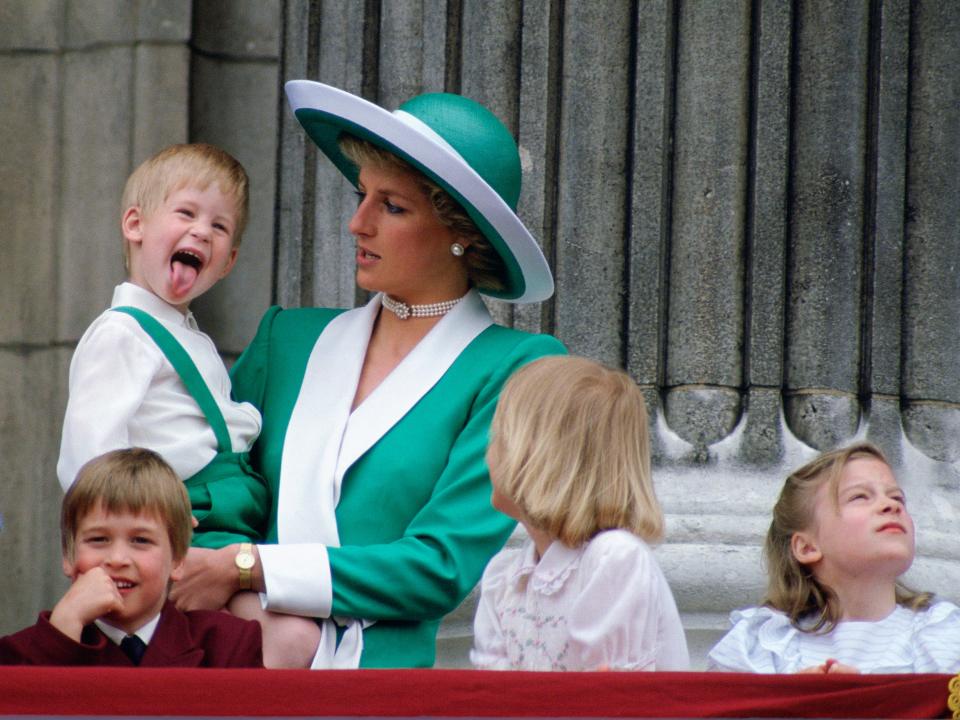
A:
[[171, 81, 565, 668]]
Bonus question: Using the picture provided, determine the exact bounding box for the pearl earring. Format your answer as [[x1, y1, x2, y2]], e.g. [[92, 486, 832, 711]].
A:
[[450, 242, 465, 257]]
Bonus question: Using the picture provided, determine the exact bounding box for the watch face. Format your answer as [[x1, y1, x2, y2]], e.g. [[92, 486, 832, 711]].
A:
[[236, 553, 255, 570]]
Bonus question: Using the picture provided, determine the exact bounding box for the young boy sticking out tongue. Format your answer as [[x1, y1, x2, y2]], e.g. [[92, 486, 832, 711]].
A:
[[56, 144, 321, 668]]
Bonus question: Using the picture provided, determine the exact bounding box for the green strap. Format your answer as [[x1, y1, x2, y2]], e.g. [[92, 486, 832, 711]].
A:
[[112, 306, 232, 453]]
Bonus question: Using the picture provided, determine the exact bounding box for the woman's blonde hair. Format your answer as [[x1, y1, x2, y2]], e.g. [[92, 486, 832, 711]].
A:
[[61, 448, 193, 562], [338, 135, 508, 293], [120, 143, 249, 264], [763, 441, 932, 633], [488, 355, 663, 547]]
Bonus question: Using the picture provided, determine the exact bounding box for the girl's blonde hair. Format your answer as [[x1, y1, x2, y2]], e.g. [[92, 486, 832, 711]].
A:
[[338, 135, 508, 293], [763, 441, 932, 633], [121, 143, 249, 264], [61, 448, 193, 562], [488, 355, 663, 547]]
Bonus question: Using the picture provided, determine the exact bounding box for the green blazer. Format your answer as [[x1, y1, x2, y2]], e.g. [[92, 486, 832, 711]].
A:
[[231, 291, 565, 667]]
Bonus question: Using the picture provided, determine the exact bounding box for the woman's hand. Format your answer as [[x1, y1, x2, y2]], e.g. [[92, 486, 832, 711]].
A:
[[169, 546, 239, 611]]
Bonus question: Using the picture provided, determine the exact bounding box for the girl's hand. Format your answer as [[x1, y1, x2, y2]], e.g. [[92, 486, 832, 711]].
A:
[[169, 546, 239, 611], [798, 658, 861, 674], [50, 567, 124, 641], [824, 660, 860, 674]]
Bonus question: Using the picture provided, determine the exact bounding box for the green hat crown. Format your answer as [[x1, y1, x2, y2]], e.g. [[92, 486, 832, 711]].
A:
[[399, 93, 522, 211]]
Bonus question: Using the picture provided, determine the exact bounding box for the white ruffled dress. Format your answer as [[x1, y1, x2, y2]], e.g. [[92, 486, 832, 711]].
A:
[[707, 601, 960, 673], [470, 529, 689, 671]]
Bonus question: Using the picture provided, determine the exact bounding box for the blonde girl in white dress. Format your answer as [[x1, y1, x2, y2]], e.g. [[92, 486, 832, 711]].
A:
[[709, 442, 960, 674], [470, 355, 689, 671]]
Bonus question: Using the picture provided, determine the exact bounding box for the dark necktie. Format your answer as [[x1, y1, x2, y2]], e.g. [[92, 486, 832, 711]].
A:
[[120, 634, 147, 666]]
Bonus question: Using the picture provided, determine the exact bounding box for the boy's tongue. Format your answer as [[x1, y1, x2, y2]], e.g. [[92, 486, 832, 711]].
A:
[[170, 259, 199, 297]]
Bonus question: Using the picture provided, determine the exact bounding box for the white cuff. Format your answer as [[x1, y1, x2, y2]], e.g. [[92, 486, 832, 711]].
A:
[[258, 543, 332, 618]]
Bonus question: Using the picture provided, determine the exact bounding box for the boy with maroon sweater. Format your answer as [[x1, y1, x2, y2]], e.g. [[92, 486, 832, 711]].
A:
[[0, 448, 261, 667]]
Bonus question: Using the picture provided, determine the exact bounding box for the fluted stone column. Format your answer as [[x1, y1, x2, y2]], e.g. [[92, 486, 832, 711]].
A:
[[783, 0, 868, 451], [552, 0, 634, 370], [663, 0, 750, 457], [901, 3, 960, 462]]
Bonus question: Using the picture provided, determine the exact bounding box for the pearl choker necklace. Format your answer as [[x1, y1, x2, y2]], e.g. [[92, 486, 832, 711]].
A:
[[381, 293, 467, 320]]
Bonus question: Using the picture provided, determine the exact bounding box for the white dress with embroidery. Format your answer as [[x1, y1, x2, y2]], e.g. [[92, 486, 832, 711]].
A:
[[707, 602, 960, 673], [470, 529, 689, 671]]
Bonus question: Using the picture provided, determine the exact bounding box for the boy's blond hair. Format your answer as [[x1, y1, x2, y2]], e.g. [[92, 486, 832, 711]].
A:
[[338, 135, 508, 293], [488, 355, 663, 547], [120, 143, 249, 263], [61, 448, 193, 562], [763, 441, 932, 633]]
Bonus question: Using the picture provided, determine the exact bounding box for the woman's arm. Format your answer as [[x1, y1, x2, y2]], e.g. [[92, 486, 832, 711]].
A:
[[199, 305, 565, 624], [258, 330, 566, 622], [341, 333, 564, 621], [169, 544, 264, 610]]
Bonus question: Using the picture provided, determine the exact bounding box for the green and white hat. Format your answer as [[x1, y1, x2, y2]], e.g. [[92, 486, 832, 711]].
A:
[[285, 80, 554, 303]]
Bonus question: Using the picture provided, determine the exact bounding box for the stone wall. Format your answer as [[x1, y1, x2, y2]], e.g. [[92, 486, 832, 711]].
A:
[[3, 0, 960, 670]]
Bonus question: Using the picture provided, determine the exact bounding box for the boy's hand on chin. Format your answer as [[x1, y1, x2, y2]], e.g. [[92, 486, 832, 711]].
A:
[[49, 567, 124, 641], [169, 546, 236, 611]]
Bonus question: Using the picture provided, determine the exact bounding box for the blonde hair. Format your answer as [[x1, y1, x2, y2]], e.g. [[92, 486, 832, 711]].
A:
[[338, 135, 508, 293], [61, 448, 193, 562], [763, 441, 932, 633], [488, 355, 663, 547], [120, 143, 249, 264]]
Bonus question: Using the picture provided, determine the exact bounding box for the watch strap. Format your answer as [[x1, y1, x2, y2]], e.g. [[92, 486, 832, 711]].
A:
[[236, 542, 254, 590]]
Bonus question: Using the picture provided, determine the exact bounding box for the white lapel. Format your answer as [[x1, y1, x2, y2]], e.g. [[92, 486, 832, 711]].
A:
[[276, 299, 378, 545], [276, 290, 492, 547]]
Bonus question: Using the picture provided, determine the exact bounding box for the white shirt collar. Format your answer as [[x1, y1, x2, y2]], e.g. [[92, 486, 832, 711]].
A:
[[95, 612, 162, 646], [510, 538, 583, 595], [111, 282, 198, 330]]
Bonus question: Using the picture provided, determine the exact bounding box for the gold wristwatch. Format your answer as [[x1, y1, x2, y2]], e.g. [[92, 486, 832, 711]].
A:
[[235, 543, 256, 590]]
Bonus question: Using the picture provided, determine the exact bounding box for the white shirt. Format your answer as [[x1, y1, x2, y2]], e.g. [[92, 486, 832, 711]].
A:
[[708, 601, 960, 673], [95, 613, 161, 646], [57, 283, 262, 489], [470, 529, 690, 671]]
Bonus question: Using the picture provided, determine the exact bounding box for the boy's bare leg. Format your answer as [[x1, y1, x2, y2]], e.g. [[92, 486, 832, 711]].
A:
[[228, 591, 321, 668]]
